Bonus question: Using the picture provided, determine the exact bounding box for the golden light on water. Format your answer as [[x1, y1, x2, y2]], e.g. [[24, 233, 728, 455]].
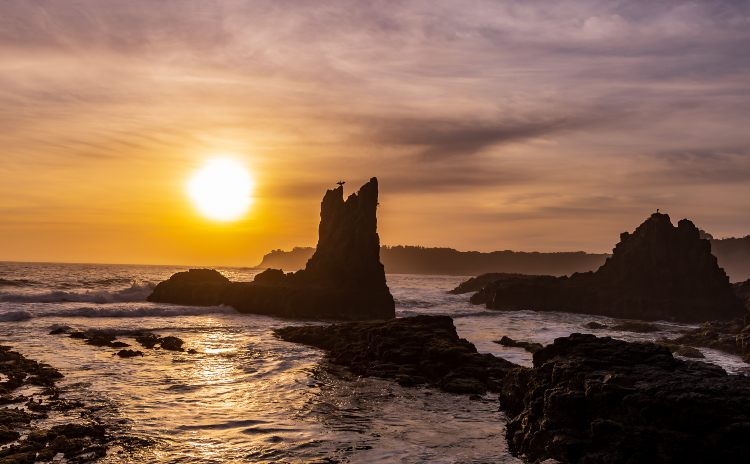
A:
[[187, 158, 254, 222]]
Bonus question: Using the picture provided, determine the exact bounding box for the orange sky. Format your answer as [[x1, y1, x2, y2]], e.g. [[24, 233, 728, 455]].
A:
[[1, 1, 749, 266]]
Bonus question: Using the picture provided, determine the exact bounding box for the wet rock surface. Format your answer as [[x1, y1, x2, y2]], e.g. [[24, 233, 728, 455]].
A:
[[669, 319, 750, 362], [0, 345, 110, 462], [149, 178, 395, 320], [499, 333, 750, 463], [275, 315, 517, 394], [463, 213, 746, 322]]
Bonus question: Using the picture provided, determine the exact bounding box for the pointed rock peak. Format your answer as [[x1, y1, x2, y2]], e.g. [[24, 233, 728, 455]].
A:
[[304, 177, 385, 288]]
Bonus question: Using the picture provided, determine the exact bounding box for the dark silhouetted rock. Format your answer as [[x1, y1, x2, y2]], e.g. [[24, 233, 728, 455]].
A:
[[84, 332, 117, 347], [494, 336, 543, 353], [252, 268, 285, 284], [274, 315, 516, 394], [159, 336, 184, 352], [583, 321, 607, 330], [116, 349, 143, 358], [610, 321, 661, 333], [470, 213, 746, 322], [671, 345, 705, 359], [448, 273, 528, 294], [500, 333, 750, 463], [147, 269, 230, 306], [149, 178, 395, 320], [135, 333, 160, 349]]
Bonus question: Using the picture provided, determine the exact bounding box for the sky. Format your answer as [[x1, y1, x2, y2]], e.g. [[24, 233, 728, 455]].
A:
[[1, 0, 749, 266]]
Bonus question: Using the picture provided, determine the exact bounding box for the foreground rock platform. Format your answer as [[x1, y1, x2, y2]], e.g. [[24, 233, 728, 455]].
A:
[[500, 333, 750, 463], [463, 212, 746, 322], [149, 178, 395, 320], [0, 345, 110, 462], [274, 315, 517, 394]]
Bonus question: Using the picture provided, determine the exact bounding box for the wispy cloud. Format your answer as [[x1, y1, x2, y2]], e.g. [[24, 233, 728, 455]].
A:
[[1, 0, 749, 262]]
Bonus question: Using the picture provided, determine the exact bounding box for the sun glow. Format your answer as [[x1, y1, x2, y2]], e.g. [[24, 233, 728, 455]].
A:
[[187, 158, 254, 221]]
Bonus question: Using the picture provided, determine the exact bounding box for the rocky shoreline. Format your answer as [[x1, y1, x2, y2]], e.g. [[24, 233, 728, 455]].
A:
[[276, 315, 750, 463], [501, 333, 750, 463], [0, 345, 110, 462]]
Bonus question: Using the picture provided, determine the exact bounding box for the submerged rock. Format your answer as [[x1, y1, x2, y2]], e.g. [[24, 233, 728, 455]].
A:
[[583, 321, 607, 330], [500, 333, 750, 463], [467, 213, 746, 322], [274, 315, 516, 394], [494, 336, 543, 353], [149, 178, 395, 320], [671, 345, 705, 359], [52, 329, 191, 355], [610, 320, 661, 333], [159, 336, 184, 352], [116, 349, 144, 358]]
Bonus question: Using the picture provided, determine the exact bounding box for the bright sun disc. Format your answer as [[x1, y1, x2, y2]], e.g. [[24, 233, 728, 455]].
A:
[[187, 158, 253, 221]]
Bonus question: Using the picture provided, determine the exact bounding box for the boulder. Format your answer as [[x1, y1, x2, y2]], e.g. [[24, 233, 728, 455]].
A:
[[149, 178, 395, 320], [472, 213, 746, 322], [500, 333, 750, 463], [147, 269, 229, 306], [274, 315, 516, 394]]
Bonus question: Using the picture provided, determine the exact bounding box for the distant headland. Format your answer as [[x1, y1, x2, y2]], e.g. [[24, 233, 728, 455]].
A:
[[257, 235, 750, 281]]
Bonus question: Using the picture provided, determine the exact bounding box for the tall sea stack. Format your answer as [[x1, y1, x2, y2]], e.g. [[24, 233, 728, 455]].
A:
[[474, 212, 745, 322], [148, 178, 395, 320]]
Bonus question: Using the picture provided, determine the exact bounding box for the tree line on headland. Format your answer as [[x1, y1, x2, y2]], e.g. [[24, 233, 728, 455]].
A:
[[257, 236, 750, 281]]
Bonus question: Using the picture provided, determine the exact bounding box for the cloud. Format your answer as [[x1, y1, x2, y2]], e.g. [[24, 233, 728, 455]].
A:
[[364, 116, 586, 159]]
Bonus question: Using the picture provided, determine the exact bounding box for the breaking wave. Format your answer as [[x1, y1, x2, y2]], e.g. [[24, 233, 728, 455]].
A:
[[0, 282, 156, 304], [38, 305, 237, 318], [0, 278, 41, 288], [0, 310, 33, 322]]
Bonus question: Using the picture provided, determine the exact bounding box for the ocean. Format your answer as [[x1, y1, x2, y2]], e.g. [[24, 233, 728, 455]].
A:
[[0, 262, 745, 463]]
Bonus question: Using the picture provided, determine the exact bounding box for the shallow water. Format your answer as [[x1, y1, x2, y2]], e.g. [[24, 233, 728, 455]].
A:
[[0, 262, 745, 462]]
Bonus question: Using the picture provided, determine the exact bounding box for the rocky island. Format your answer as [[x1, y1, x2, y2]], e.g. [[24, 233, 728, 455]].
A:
[[148, 178, 395, 320], [456, 212, 746, 322]]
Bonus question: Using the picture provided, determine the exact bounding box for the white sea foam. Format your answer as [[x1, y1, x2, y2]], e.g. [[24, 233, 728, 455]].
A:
[[0, 281, 155, 304], [38, 305, 236, 318]]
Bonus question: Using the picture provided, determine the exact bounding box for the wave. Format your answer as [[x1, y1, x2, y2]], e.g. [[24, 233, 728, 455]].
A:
[[0, 282, 156, 304], [0, 278, 40, 288], [38, 305, 237, 318], [0, 305, 236, 322], [0, 310, 33, 322], [394, 298, 436, 309]]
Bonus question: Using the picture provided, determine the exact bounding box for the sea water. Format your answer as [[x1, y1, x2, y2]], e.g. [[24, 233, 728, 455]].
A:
[[0, 262, 745, 463]]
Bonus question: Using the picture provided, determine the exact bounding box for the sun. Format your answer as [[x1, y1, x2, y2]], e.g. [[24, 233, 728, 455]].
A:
[[187, 158, 254, 221]]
